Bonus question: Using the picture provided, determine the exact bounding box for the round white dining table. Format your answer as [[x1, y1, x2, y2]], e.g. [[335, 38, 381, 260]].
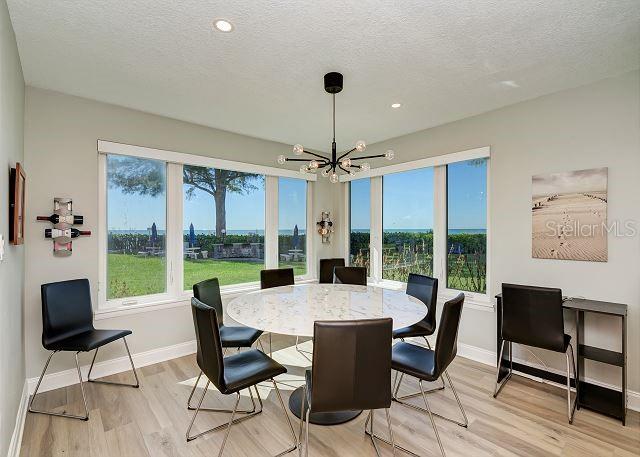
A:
[[226, 283, 427, 425]]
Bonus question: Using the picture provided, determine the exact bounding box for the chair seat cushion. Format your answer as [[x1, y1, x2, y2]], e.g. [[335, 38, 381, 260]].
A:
[[220, 326, 263, 348], [391, 342, 438, 382], [222, 349, 286, 394], [392, 321, 435, 339], [45, 329, 132, 352]]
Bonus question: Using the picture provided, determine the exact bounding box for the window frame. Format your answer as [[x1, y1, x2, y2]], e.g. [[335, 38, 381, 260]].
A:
[[344, 146, 492, 311], [97, 141, 315, 313]]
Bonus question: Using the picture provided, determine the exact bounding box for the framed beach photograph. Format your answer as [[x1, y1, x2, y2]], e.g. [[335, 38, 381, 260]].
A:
[[9, 162, 26, 245], [532, 167, 607, 262]]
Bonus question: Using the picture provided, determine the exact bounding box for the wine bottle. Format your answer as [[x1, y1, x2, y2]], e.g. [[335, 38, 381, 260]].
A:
[[45, 228, 91, 242], [37, 214, 83, 225]]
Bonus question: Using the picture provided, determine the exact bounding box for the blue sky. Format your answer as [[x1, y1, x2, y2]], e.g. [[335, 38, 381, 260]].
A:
[[351, 159, 487, 230], [108, 174, 307, 232], [108, 160, 485, 232]]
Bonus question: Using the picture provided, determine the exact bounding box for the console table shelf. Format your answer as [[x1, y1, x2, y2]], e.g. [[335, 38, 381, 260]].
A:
[[496, 294, 627, 425]]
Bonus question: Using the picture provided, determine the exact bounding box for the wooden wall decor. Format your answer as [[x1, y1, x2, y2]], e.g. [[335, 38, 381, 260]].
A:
[[9, 162, 26, 245]]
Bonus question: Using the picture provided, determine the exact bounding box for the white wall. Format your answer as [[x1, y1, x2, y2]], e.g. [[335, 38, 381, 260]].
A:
[[362, 70, 640, 393], [23, 87, 340, 378], [0, 0, 25, 453]]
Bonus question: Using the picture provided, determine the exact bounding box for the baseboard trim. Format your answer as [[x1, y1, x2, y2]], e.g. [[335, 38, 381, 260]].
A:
[[27, 339, 197, 395], [25, 337, 639, 414], [7, 380, 28, 457], [456, 342, 640, 413]]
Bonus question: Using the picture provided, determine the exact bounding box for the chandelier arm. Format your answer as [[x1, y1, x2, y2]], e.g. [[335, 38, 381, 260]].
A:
[[350, 154, 387, 161], [337, 148, 356, 162], [285, 158, 315, 162], [338, 165, 351, 174], [302, 150, 331, 161]]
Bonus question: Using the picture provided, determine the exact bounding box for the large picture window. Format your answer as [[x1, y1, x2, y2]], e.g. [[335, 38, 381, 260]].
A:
[[446, 158, 487, 293], [107, 155, 167, 300], [382, 168, 434, 282], [278, 178, 307, 276], [183, 166, 265, 289], [349, 179, 371, 275]]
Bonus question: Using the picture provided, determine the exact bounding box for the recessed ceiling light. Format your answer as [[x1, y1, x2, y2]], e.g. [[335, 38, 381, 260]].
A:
[[391, 103, 402, 108], [213, 19, 234, 32]]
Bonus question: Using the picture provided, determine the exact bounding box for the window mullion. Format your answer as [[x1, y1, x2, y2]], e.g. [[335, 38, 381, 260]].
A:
[[433, 165, 447, 284], [167, 162, 183, 297], [370, 176, 383, 282], [265, 176, 279, 269]]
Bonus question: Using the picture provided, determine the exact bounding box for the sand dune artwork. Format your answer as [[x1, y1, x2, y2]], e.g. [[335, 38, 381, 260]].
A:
[[532, 167, 607, 262]]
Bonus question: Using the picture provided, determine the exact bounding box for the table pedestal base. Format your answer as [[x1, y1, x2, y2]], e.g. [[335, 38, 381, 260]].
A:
[[288, 387, 361, 425]]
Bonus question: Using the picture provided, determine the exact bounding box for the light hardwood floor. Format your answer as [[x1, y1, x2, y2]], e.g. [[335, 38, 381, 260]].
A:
[[20, 337, 639, 457]]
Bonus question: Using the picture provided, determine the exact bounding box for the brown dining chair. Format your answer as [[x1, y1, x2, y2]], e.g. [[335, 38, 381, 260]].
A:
[[260, 267, 295, 357], [319, 258, 345, 283], [299, 318, 396, 456], [333, 266, 367, 285]]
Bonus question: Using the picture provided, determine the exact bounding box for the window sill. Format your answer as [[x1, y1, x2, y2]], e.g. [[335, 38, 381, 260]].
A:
[[95, 277, 319, 320]]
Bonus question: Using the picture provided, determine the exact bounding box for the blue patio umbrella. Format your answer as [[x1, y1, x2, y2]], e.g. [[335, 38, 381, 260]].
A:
[[292, 224, 300, 249], [189, 223, 196, 247], [150, 222, 158, 246]]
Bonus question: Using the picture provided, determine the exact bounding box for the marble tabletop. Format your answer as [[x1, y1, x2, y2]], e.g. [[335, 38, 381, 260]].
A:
[[227, 283, 427, 337]]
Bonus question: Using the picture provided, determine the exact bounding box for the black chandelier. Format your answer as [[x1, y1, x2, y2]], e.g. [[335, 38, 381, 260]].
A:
[[277, 72, 394, 183]]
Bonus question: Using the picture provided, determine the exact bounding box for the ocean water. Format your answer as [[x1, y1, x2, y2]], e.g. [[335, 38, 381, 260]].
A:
[[351, 228, 486, 234]]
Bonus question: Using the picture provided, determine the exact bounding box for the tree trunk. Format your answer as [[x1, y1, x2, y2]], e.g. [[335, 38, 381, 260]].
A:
[[214, 188, 226, 237]]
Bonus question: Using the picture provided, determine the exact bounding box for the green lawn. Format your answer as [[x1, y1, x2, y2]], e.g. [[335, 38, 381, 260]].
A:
[[107, 253, 306, 299]]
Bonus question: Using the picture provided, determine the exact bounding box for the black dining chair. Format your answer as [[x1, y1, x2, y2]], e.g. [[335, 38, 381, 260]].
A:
[[260, 267, 295, 289], [187, 298, 297, 456], [29, 279, 139, 421], [260, 267, 296, 356], [333, 266, 367, 286], [299, 318, 396, 456], [392, 274, 443, 399], [378, 293, 468, 457], [188, 278, 265, 411], [318, 258, 345, 284], [494, 283, 577, 424]]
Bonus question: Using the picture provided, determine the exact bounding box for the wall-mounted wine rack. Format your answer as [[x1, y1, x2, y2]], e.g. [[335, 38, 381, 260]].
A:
[[37, 198, 91, 257]]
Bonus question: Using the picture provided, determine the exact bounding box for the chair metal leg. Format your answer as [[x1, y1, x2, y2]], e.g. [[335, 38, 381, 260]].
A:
[[304, 408, 310, 457], [295, 336, 312, 362], [28, 351, 90, 421], [393, 370, 468, 428], [271, 379, 298, 456], [420, 381, 446, 457], [365, 408, 418, 456], [493, 340, 512, 398], [185, 380, 263, 443], [567, 343, 577, 424], [186, 370, 257, 413], [87, 337, 139, 387], [298, 386, 305, 457]]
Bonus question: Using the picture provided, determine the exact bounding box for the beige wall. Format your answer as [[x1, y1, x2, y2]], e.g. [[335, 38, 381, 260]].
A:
[[23, 71, 639, 401], [0, 0, 25, 453], [362, 70, 640, 393], [23, 87, 341, 378]]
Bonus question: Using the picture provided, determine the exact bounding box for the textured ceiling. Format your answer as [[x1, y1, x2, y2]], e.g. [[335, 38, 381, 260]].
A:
[[7, 1, 640, 151]]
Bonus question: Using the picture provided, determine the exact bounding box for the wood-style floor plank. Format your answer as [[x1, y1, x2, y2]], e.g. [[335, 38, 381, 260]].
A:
[[20, 337, 639, 456]]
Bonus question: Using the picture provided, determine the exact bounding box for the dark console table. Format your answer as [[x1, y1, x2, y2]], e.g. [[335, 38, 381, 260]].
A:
[[495, 294, 627, 425]]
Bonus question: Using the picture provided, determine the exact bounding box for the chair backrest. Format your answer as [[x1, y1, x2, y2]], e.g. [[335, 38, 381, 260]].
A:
[[311, 318, 392, 413], [41, 279, 94, 350], [433, 293, 465, 377], [319, 258, 345, 284], [407, 274, 438, 329], [191, 298, 226, 391], [501, 283, 565, 352], [260, 268, 295, 289], [333, 266, 367, 286], [193, 278, 224, 325]]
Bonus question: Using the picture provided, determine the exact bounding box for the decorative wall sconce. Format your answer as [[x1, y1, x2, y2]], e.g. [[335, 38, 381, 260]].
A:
[[37, 198, 90, 257], [316, 211, 334, 244]]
